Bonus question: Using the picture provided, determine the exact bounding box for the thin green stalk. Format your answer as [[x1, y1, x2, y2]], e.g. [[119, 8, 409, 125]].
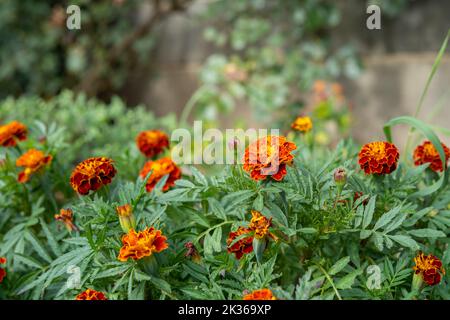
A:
[[316, 263, 342, 300]]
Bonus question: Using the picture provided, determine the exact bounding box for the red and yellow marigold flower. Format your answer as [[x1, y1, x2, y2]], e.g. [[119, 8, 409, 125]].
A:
[[358, 141, 399, 175], [227, 227, 253, 260], [249, 210, 277, 241], [0, 257, 6, 283], [54, 208, 79, 232], [291, 116, 313, 133], [116, 204, 136, 233], [413, 252, 445, 286], [0, 121, 27, 147], [118, 227, 169, 262], [413, 140, 450, 172], [15, 149, 52, 183], [70, 157, 117, 195], [243, 135, 296, 181], [139, 157, 181, 192], [243, 288, 277, 300], [75, 289, 107, 300], [136, 130, 170, 158]]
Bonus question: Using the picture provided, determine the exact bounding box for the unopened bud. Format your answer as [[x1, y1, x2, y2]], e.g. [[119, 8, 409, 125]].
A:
[[334, 168, 347, 187], [116, 204, 136, 233]]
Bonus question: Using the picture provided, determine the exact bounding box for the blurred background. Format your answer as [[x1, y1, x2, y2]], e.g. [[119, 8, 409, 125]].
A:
[[1, 0, 449, 146]]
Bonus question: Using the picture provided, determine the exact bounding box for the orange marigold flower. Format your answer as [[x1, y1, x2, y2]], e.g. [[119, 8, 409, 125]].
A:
[[227, 227, 253, 260], [0, 257, 6, 284], [243, 288, 277, 300], [358, 141, 399, 175], [249, 210, 277, 240], [136, 130, 170, 158], [118, 227, 169, 262], [413, 252, 445, 286], [243, 136, 296, 182], [0, 121, 27, 147], [70, 157, 117, 195], [413, 140, 450, 172], [291, 116, 313, 133], [139, 157, 181, 192], [55, 208, 79, 232], [75, 289, 107, 300], [15, 149, 52, 183]]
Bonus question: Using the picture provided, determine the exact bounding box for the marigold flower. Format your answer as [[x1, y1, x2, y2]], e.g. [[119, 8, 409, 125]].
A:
[[249, 210, 277, 240], [139, 157, 181, 192], [358, 141, 399, 175], [116, 204, 136, 233], [136, 130, 170, 158], [227, 227, 253, 260], [15, 149, 52, 183], [243, 136, 296, 181], [413, 140, 450, 172], [0, 257, 6, 284], [118, 227, 169, 262], [55, 209, 79, 232], [75, 289, 107, 300], [413, 252, 445, 286], [70, 157, 117, 195], [291, 116, 313, 133], [243, 288, 277, 300], [0, 121, 27, 147]]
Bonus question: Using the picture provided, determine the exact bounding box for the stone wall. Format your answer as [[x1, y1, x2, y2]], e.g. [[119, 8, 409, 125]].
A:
[[122, 0, 450, 145]]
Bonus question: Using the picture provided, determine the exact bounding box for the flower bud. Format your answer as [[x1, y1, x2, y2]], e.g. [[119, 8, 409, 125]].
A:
[[334, 168, 347, 186], [116, 204, 136, 233]]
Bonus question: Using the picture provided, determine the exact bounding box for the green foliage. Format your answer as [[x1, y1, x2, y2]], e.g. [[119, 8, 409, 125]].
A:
[[0, 92, 449, 300]]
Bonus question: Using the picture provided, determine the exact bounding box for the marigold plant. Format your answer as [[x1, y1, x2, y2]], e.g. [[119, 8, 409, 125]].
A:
[[243, 289, 277, 300], [136, 130, 170, 158], [413, 140, 450, 172], [75, 289, 107, 300], [139, 157, 181, 192], [243, 135, 296, 181], [15, 149, 52, 183], [0, 121, 27, 147], [118, 227, 169, 262], [291, 116, 313, 133], [358, 141, 400, 175], [413, 252, 446, 286], [70, 157, 117, 195]]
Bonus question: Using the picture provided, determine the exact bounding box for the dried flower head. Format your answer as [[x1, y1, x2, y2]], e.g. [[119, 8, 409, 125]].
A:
[[118, 227, 169, 262], [75, 289, 107, 300], [243, 135, 296, 181], [139, 157, 181, 192], [15, 149, 52, 183], [227, 227, 253, 260], [413, 252, 445, 286], [243, 288, 277, 300], [413, 140, 450, 172], [358, 141, 399, 175], [0, 121, 27, 147], [0, 257, 6, 283], [184, 242, 202, 263], [70, 157, 117, 195], [54, 209, 79, 233], [136, 130, 170, 158], [291, 116, 313, 133]]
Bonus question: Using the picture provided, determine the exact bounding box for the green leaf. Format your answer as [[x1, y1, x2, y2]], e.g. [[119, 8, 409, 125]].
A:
[[373, 206, 401, 231], [407, 228, 446, 238], [329, 256, 350, 276], [389, 235, 419, 249], [362, 196, 376, 229], [336, 270, 362, 290]]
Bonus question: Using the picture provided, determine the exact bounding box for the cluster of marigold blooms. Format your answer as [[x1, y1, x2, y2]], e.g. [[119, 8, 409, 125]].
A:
[[2, 119, 449, 297]]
